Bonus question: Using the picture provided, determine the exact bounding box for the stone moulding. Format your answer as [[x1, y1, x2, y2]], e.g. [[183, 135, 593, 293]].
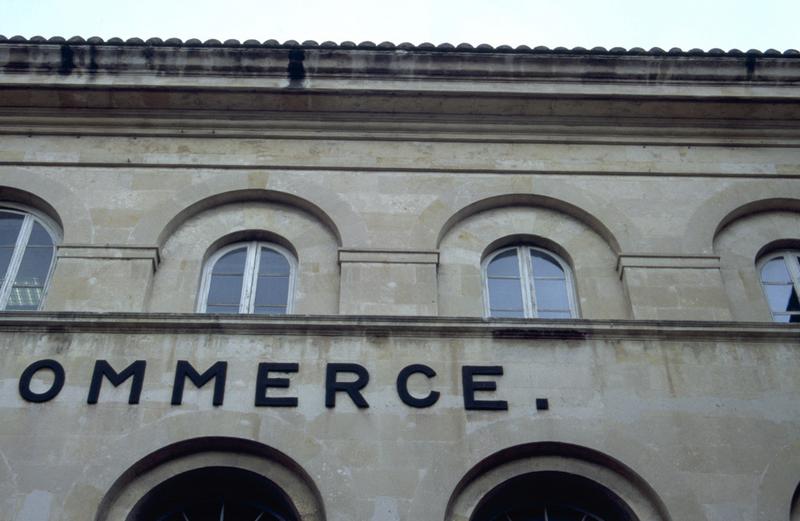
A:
[[2, 41, 800, 96], [338, 249, 439, 265], [56, 244, 161, 270], [0, 312, 797, 342]]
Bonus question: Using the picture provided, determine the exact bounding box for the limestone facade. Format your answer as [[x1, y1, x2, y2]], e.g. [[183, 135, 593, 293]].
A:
[[0, 38, 799, 520]]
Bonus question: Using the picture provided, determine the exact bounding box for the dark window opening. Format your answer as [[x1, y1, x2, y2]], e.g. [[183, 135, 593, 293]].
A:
[[129, 466, 299, 521], [471, 471, 637, 521]]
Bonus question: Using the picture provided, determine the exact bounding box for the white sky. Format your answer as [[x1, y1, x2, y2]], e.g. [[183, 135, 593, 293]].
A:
[[1, 0, 799, 51]]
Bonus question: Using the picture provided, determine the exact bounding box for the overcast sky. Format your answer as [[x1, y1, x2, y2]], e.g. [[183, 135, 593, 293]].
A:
[[2, 0, 798, 51]]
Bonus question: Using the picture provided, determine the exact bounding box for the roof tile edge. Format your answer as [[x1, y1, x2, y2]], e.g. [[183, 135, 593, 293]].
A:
[[0, 34, 798, 58]]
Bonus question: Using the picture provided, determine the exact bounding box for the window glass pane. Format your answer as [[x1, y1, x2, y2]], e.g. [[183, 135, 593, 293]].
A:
[[534, 278, 571, 311], [489, 277, 524, 313], [212, 248, 247, 275], [761, 258, 791, 283], [763, 284, 799, 312], [0, 212, 24, 281], [27, 222, 53, 246], [0, 212, 23, 246], [207, 274, 244, 308], [205, 248, 247, 311], [14, 245, 54, 281], [531, 250, 565, 278], [487, 250, 520, 277], [0, 247, 14, 283], [6, 243, 54, 310], [259, 248, 290, 276], [254, 275, 290, 308]]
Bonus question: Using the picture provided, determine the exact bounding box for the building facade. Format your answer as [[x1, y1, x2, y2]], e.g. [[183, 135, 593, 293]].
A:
[[1, 36, 800, 521]]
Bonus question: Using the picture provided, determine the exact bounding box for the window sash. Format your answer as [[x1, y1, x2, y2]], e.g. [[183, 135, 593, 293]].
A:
[[484, 245, 577, 319], [199, 241, 295, 315], [759, 251, 800, 323], [0, 211, 57, 311]]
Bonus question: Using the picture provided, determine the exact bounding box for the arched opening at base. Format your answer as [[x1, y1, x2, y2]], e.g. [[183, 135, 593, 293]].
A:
[[470, 471, 637, 521], [129, 466, 299, 521]]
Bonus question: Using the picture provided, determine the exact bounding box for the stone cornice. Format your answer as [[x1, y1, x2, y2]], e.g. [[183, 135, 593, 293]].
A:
[[0, 312, 798, 342], [2, 41, 800, 99]]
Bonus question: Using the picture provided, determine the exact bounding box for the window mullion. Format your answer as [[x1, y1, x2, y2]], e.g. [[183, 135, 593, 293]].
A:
[[520, 246, 536, 318], [0, 215, 33, 309], [785, 253, 800, 296], [240, 243, 258, 313]]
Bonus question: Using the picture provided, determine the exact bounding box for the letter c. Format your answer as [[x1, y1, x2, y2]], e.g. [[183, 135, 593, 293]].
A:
[[396, 364, 440, 408]]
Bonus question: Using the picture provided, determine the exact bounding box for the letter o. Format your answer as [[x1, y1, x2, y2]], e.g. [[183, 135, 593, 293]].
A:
[[19, 359, 65, 403]]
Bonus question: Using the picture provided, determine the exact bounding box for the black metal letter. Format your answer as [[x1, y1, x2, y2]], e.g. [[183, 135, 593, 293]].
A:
[[325, 363, 369, 408], [462, 365, 508, 411], [255, 362, 299, 407], [19, 359, 65, 403], [396, 364, 440, 408], [171, 360, 227, 406], [87, 360, 146, 404]]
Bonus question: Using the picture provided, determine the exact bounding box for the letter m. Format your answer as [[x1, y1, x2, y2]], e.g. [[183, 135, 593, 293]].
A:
[[171, 360, 227, 406], [87, 360, 146, 404]]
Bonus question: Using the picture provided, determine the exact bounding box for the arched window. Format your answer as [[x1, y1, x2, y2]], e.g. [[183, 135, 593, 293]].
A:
[[198, 241, 295, 314], [758, 250, 800, 323], [483, 245, 577, 318], [129, 467, 299, 521], [0, 207, 57, 311], [471, 471, 635, 521]]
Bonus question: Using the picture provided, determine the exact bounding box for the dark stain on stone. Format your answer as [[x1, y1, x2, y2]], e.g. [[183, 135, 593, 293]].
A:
[[88, 45, 99, 74], [144, 46, 155, 69], [59, 44, 74, 75], [745, 55, 757, 80], [287, 49, 306, 86]]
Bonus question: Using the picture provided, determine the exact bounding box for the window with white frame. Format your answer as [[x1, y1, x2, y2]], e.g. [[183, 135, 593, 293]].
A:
[[198, 241, 295, 314], [483, 245, 577, 319], [0, 207, 57, 311], [758, 250, 800, 323]]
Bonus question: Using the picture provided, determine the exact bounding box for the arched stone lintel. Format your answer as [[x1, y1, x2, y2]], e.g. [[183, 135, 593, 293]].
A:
[[684, 178, 800, 253], [0, 176, 87, 241], [714, 198, 800, 245], [137, 188, 349, 249], [435, 194, 623, 254]]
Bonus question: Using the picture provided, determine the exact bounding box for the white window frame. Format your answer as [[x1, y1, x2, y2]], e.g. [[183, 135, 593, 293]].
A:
[[757, 249, 800, 322], [0, 205, 60, 311], [482, 245, 578, 319], [197, 241, 296, 314]]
